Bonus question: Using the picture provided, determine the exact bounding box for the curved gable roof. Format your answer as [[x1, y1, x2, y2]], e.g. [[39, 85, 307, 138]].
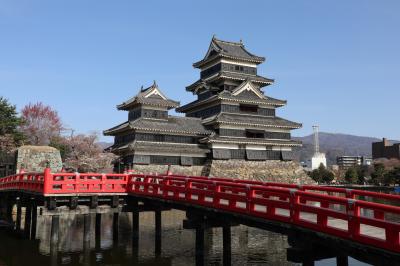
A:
[[193, 36, 266, 68], [117, 81, 180, 110]]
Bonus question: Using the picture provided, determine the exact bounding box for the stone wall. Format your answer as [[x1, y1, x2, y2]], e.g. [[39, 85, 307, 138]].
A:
[[16, 145, 62, 173], [208, 159, 315, 184], [131, 159, 314, 184], [132, 164, 205, 176]]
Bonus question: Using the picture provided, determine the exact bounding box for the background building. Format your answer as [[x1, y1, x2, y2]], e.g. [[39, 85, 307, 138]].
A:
[[372, 138, 400, 160], [336, 156, 372, 170]]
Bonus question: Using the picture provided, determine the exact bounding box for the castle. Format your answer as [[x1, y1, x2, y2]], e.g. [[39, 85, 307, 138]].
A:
[[104, 37, 305, 181]]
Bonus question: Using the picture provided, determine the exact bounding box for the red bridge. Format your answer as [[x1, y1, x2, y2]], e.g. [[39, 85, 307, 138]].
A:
[[0, 168, 399, 265]]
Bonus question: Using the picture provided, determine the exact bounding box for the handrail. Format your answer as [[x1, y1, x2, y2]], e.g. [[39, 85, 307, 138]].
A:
[[129, 173, 400, 206]]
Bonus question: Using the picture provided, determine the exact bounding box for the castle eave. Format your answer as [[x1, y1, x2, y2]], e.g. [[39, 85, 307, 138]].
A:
[[205, 137, 302, 147]]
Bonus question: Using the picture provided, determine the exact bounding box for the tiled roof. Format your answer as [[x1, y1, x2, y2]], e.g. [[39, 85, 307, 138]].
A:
[[186, 72, 273, 92], [203, 113, 302, 129], [117, 82, 180, 110], [104, 116, 212, 136], [193, 37, 265, 68], [217, 71, 274, 84], [176, 89, 286, 113], [103, 121, 130, 135], [218, 90, 286, 106]]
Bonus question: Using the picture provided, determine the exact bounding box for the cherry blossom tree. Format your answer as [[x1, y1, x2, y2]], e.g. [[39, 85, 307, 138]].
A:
[[54, 133, 116, 172], [20, 102, 63, 145]]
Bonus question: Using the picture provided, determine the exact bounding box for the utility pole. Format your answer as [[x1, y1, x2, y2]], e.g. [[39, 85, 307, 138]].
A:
[[313, 125, 320, 155]]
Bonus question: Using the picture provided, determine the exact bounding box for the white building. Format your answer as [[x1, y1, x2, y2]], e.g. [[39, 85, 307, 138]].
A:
[[306, 125, 327, 171], [307, 152, 327, 170]]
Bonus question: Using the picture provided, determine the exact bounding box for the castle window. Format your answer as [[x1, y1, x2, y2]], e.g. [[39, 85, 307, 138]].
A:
[[235, 65, 244, 71], [239, 104, 258, 113], [154, 134, 165, 142], [246, 129, 264, 139]]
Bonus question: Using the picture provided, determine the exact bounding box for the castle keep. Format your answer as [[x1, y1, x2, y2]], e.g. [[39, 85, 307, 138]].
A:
[[104, 37, 302, 173]]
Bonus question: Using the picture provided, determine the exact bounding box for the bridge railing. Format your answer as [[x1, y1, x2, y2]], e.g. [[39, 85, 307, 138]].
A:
[[127, 174, 400, 253], [154, 173, 400, 207], [0, 172, 45, 193], [43, 169, 128, 195], [0, 168, 129, 195]]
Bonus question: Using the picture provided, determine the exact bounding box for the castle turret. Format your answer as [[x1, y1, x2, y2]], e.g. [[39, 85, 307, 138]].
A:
[[104, 82, 210, 170], [177, 37, 302, 161]]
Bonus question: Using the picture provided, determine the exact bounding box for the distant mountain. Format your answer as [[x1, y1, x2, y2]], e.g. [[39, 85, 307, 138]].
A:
[[97, 142, 113, 149], [293, 132, 386, 165]]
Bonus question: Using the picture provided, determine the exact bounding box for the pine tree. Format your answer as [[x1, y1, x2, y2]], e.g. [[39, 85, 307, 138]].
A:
[[0, 97, 24, 152]]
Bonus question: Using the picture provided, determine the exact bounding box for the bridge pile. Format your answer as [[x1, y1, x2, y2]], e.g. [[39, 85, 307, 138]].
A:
[[0, 168, 399, 256]]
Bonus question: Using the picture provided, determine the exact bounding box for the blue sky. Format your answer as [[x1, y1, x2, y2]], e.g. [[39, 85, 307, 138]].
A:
[[1, 0, 399, 142]]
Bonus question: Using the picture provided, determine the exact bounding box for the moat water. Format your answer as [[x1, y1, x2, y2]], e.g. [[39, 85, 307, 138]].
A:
[[0, 210, 371, 266]]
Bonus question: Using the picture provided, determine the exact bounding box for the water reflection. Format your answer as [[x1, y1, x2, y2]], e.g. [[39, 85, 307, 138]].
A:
[[0, 209, 371, 266]]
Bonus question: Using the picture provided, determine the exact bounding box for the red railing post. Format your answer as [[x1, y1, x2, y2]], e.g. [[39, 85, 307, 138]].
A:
[[289, 189, 299, 223], [373, 210, 385, 220], [43, 167, 53, 195], [213, 182, 220, 208], [101, 174, 106, 192], [345, 188, 355, 199], [246, 185, 254, 213], [385, 227, 400, 251], [185, 179, 192, 202], [75, 172, 81, 193], [347, 199, 360, 239]]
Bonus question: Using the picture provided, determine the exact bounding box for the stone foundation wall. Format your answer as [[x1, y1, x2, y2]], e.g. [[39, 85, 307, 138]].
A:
[[131, 159, 314, 184], [132, 164, 205, 176], [209, 160, 314, 184], [16, 145, 62, 173]]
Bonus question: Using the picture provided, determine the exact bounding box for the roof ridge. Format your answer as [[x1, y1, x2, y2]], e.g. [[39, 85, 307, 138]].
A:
[[212, 36, 243, 47]]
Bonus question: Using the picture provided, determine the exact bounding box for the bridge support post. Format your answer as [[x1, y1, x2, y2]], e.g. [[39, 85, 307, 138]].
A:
[[6, 197, 13, 224], [51, 215, 60, 244], [132, 210, 139, 236], [337, 256, 348, 266], [113, 212, 119, 243], [82, 213, 92, 265], [0, 195, 7, 220], [70, 196, 78, 210], [222, 226, 231, 266], [83, 214, 91, 244], [154, 211, 162, 256], [155, 210, 162, 257], [50, 215, 60, 266], [24, 201, 32, 238], [30, 202, 37, 240], [131, 208, 139, 263], [15, 198, 22, 232], [95, 213, 102, 249], [195, 225, 205, 266], [90, 195, 98, 209]]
